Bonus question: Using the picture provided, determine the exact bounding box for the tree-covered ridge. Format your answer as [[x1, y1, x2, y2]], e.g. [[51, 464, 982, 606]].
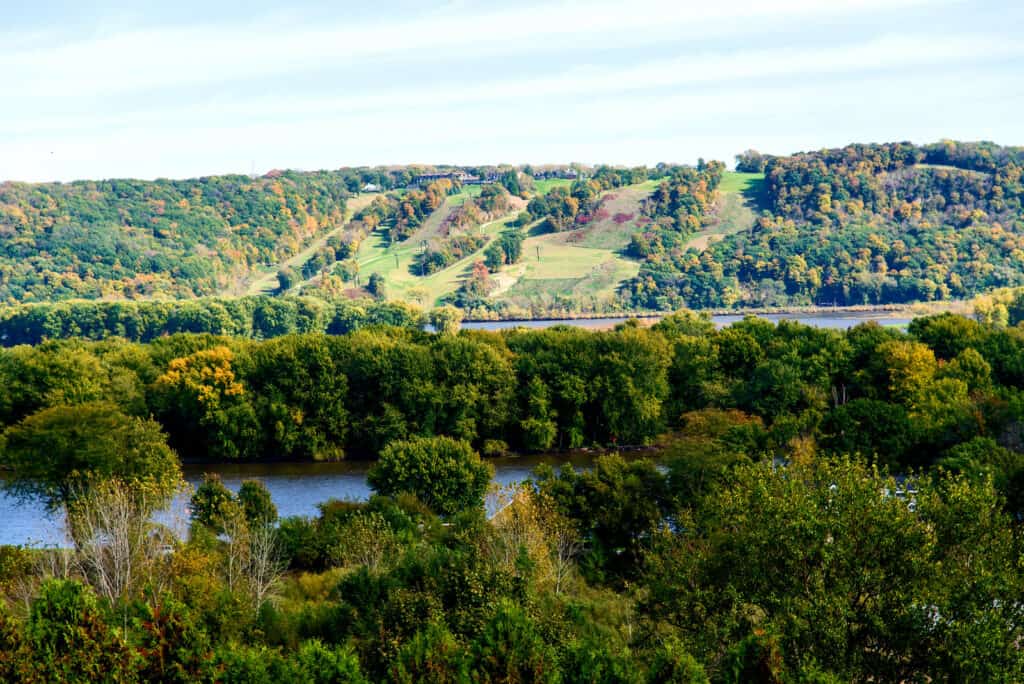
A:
[[0, 163, 524, 306], [6, 143, 1024, 315], [0, 170, 358, 302], [625, 141, 1024, 310]]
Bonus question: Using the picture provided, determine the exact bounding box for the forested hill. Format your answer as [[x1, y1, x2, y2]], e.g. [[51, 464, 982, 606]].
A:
[[0, 170, 361, 302], [625, 140, 1024, 310], [3, 142, 1024, 313]]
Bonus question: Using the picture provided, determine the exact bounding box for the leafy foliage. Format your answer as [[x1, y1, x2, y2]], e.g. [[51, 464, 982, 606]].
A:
[[626, 141, 1024, 309], [368, 436, 493, 516], [0, 402, 181, 510], [0, 171, 352, 303]]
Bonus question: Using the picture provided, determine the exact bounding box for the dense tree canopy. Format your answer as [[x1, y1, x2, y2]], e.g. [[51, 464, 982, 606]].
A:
[[0, 312, 1023, 493], [0, 310, 1022, 681], [0, 402, 181, 511], [0, 295, 425, 346], [0, 171, 353, 303], [625, 141, 1024, 310], [368, 436, 493, 516]]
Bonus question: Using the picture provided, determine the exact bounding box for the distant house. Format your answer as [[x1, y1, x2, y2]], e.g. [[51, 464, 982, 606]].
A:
[[361, 182, 380, 192], [532, 168, 579, 180], [409, 171, 480, 188]]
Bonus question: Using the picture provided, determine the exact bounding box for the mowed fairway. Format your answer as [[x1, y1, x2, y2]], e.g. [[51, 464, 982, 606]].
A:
[[531, 178, 574, 195], [683, 171, 765, 251], [487, 180, 657, 304], [490, 231, 639, 304], [718, 171, 765, 194], [245, 191, 383, 295], [355, 213, 516, 306]]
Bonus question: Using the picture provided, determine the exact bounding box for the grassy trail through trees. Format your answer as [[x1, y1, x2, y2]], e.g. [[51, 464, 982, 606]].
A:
[[487, 182, 655, 308], [355, 209, 521, 306], [565, 180, 659, 250], [400, 186, 485, 245], [682, 171, 764, 252], [245, 192, 383, 296]]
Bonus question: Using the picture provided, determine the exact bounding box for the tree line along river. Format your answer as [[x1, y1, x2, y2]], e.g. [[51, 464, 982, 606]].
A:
[[0, 310, 917, 546]]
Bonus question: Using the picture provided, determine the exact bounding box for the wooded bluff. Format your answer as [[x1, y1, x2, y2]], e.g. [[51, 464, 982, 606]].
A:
[[2, 141, 1022, 314]]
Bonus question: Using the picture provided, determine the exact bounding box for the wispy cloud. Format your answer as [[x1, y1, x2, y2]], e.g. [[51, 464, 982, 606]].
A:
[[0, 0, 1017, 182], [8, 32, 1007, 136], [3, 0, 952, 97]]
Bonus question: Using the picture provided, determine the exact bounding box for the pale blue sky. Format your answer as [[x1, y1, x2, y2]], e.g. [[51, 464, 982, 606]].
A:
[[2, 0, 1021, 181]]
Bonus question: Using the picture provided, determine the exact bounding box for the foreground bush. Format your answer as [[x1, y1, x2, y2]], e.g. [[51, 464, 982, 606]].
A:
[[368, 436, 493, 516]]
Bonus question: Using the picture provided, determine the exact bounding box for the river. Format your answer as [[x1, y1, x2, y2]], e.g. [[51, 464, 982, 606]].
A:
[[0, 453, 603, 547], [462, 311, 914, 331], [0, 310, 919, 546]]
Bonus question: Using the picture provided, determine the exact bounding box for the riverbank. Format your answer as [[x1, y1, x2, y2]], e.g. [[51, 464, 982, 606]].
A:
[[461, 301, 968, 326], [461, 307, 947, 332], [1, 449, 653, 547]]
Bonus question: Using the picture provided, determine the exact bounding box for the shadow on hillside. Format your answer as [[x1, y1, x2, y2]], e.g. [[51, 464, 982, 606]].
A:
[[526, 219, 553, 238], [740, 177, 770, 212]]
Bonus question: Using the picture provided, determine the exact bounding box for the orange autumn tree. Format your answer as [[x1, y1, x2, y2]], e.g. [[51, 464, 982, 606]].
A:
[[153, 346, 260, 460]]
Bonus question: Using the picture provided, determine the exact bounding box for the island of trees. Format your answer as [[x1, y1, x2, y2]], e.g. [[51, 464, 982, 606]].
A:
[[1, 310, 1024, 680]]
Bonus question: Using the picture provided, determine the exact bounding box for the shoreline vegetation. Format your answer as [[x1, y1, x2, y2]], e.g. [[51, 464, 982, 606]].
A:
[[2, 305, 1023, 465], [0, 294, 970, 349], [1, 138, 1024, 680], [2, 308, 1024, 680], [460, 300, 966, 323]]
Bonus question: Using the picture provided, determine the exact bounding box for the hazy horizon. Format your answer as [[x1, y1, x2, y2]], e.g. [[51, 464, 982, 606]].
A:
[[3, 0, 1021, 183]]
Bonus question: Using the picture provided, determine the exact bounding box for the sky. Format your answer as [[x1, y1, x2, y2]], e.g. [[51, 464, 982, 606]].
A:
[[1, 0, 1021, 182]]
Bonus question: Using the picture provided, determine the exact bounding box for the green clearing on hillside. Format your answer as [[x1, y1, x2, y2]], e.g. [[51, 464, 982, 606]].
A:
[[913, 163, 990, 176], [683, 172, 764, 251], [487, 180, 657, 305], [503, 257, 637, 299], [245, 192, 384, 296], [355, 212, 517, 307], [490, 231, 640, 306], [718, 171, 765, 193], [532, 178, 574, 195]]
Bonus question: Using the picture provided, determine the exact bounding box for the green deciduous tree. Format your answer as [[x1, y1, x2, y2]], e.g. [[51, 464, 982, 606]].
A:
[[534, 455, 672, 584], [0, 402, 181, 511], [470, 601, 559, 684], [238, 479, 278, 527], [389, 622, 471, 684], [24, 579, 134, 682], [190, 473, 236, 533], [368, 436, 493, 516], [429, 305, 464, 335], [641, 457, 1024, 681]]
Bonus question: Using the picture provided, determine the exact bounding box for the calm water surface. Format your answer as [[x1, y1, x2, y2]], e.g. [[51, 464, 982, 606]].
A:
[[463, 312, 913, 331], [0, 311, 915, 546], [0, 453, 602, 547]]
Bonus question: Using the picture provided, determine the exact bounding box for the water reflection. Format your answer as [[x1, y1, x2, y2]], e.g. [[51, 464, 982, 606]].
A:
[[0, 452, 606, 547], [462, 312, 913, 331]]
